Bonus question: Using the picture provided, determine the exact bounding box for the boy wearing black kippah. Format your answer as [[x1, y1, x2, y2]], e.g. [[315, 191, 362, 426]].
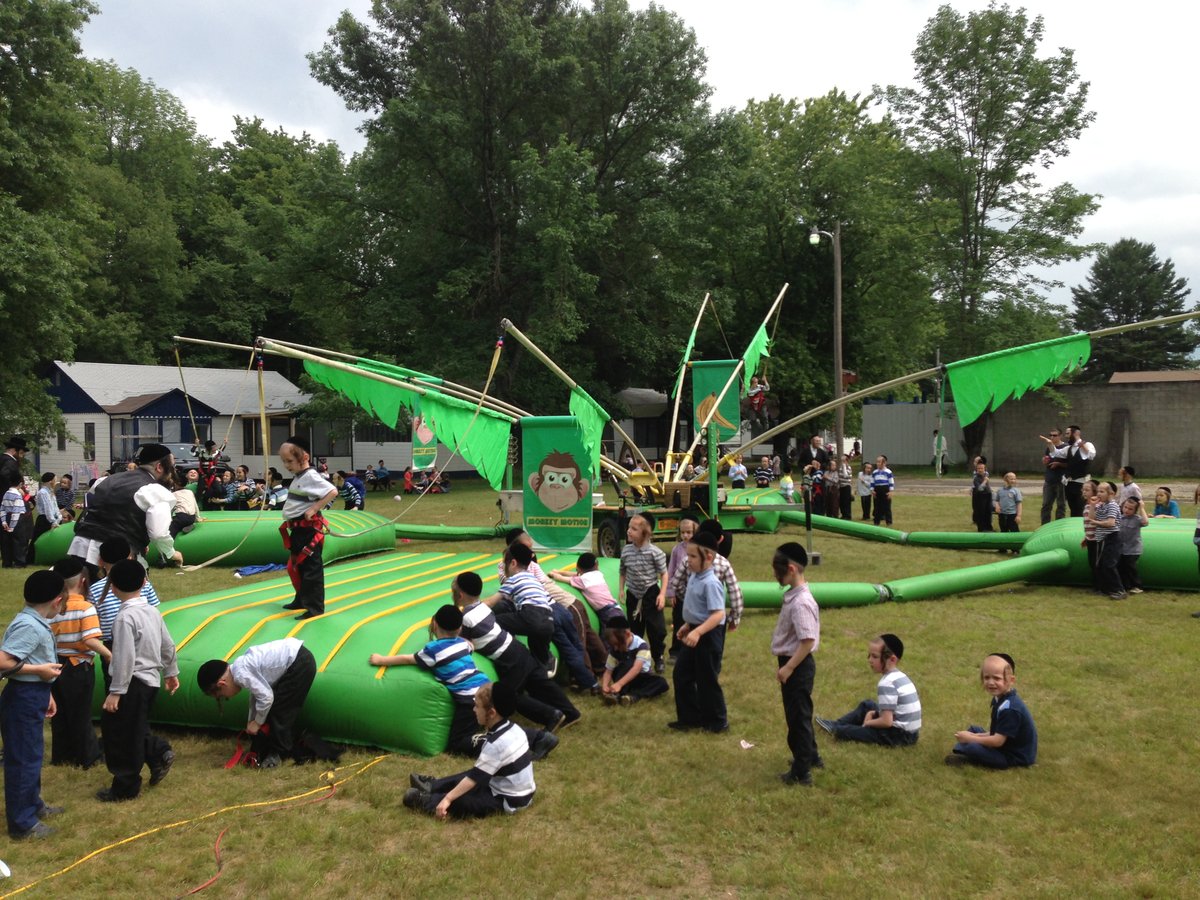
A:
[[404, 682, 537, 819], [98, 559, 180, 801], [815, 634, 921, 747], [2, 570, 68, 838], [771, 542, 821, 786]]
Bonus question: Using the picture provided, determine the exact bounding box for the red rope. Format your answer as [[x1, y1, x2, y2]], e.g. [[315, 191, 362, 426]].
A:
[[178, 827, 229, 897]]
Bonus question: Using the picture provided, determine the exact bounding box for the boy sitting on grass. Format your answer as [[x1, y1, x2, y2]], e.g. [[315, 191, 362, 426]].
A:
[[946, 653, 1037, 769], [600, 615, 668, 706], [815, 633, 920, 747], [403, 682, 536, 820]]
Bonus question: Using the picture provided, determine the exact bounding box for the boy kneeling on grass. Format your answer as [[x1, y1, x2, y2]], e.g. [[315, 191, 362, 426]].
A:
[[946, 653, 1037, 769], [815, 633, 921, 747], [600, 615, 668, 706], [197, 637, 317, 769], [403, 682, 536, 820]]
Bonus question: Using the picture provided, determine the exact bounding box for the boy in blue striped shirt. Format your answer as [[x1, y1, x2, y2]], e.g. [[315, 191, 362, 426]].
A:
[[815, 634, 921, 747], [370, 605, 488, 756]]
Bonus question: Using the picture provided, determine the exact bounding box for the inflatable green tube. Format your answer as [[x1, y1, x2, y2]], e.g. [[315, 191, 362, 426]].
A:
[[886, 549, 1071, 602], [1021, 516, 1200, 590], [779, 510, 1028, 551], [34, 511, 397, 567], [741, 580, 887, 609], [137, 548, 614, 756], [394, 522, 504, 541]]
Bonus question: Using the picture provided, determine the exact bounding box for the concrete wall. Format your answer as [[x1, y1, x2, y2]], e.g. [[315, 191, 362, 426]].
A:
[[989, 382, 1200, 477], [863, 384, 1200, 477], [861, 402, 968, 466]]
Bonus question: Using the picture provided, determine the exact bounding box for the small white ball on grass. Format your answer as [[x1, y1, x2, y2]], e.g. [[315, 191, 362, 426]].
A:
[[393, 494, 403, 501]]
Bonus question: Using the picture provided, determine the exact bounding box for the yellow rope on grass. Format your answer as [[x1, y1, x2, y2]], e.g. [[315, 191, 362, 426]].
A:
[[0, 755, 390, 899]]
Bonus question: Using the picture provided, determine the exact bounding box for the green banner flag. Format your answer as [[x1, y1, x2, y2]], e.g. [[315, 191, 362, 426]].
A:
[[740, 323, 771, 392], [410, 397, 438, 471], [522, 416, 593, 551], [691, 359, 741, 442]]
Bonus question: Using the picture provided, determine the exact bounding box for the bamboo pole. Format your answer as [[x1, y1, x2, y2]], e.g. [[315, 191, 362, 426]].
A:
[[680, 283, 787, 467], [664, 293, 709, 476], [499, 318, 657, 484]]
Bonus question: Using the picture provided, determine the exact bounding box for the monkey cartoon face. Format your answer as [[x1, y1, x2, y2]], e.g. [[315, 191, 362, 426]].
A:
[[529, 450, 589, 513]]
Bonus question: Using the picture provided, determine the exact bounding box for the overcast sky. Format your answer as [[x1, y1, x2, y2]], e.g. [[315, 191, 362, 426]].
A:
[[79, 0, 1200, 310]]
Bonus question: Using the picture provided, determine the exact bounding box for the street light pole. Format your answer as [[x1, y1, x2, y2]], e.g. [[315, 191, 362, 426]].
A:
[[809, 223, 844, 462]]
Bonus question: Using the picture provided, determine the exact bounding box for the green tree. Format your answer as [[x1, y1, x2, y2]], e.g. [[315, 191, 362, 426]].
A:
[[1071, 239, 1195, 381], [0, 0, 97, 438], [879, 2, 1098, 361], [310, 0, 720, 407], [705, 91, 942, 432]]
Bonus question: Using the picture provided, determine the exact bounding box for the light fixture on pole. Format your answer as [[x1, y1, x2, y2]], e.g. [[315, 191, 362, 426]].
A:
[[809, 223, 844, 464]]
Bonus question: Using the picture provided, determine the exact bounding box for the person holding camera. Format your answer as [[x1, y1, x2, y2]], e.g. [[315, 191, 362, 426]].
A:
[[1043, 425, 1095, 517]]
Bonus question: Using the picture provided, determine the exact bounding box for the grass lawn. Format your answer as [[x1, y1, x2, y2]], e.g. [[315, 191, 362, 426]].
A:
[[0, 480, 1196, 897]]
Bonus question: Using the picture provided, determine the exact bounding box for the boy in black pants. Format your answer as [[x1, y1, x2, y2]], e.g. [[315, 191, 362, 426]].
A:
[[197, 638, 317, 768], [98, 560, 179, 801]]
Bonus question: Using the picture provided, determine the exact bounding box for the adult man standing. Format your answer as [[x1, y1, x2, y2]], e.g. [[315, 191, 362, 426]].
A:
[[795, 434, 829, 472], [68, 444, 183, 572], [1058, 425, 1096, 517], [0, 436, 27, 491], [1038, 429, 1067, 524]]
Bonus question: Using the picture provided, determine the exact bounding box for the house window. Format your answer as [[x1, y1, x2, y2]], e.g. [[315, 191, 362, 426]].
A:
[[244, 418, 292, 457], [357, 422, 408, 443], [83, 423, 96, 461], [57, 428, 66, 452]]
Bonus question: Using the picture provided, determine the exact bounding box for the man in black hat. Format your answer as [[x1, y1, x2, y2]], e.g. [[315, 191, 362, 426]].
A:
[[0, 436, 28, 492], [68, 443, 182, 573]]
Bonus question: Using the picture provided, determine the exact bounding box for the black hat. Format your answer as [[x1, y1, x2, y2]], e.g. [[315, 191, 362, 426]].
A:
[[197, 659, 229, 694], [990, 652, 1016, 673], [433, 605, 463, 631], [24, 570, 65, 604], [51, 557, 85, 580], [691, 532, 719, 553], [606, 615, 629, 630], [776, 542, 808, 568], [284, 434, 311, 455], [490, 681, 518, 718], [5, 436, 28, 451], [109, 559, 146, 593], [99, 537, 132, 564], [135, 443, 172, 465], [455, 571, 483, 597], [880, 633, 904, 660]]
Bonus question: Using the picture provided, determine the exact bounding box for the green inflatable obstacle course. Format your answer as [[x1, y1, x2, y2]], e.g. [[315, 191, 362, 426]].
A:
[[139, 549, 613, 756], [34, 510, 397, 567]]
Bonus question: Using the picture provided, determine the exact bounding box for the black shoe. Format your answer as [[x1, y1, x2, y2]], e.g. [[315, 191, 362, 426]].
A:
[[703, 722, 729, 734], [10, 821, 54, 839], [548, 711, 567, 733], [529, 730, 559, 761], [653, 658, 665, 675], [260, 753, 281, 769], [295, 611, 320, 620], [667, 721, 697, 732], [402, 787, 430, 810], [96, 788, 132, 803], [811, 755, 825, 770], [149, 749, 174, 786], [560, 711, 582, 730], [779, 770, 813, 787], [281, 602, 304, 610], [814, 716, 837, 737], [1192, 610, 1200, 618], [409, 773, 437, 793], [944, 753, 970, 767], [37, 804, 65, 819]]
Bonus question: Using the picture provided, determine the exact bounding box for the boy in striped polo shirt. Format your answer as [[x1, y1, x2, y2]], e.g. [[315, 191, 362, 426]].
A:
[[49, 558, 110, 768], [404, 682, 536, 819], [488, 541, 556, 669], [1091, 480, 1125, 600], [620, 512, 668, 673], [815, 634, 921, 747]]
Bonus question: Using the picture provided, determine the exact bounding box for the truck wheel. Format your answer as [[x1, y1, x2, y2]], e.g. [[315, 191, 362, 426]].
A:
[[597, 519, 621, 558]]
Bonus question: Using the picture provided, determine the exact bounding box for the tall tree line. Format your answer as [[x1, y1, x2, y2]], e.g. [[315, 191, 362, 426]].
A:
[[6, 0, 1187, 446]]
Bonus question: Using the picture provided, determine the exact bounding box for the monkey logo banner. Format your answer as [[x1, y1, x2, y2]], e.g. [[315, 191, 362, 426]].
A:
[[691, 359, 741, 442], [522, 416, 593, 551], [411, 394, 439, 471]]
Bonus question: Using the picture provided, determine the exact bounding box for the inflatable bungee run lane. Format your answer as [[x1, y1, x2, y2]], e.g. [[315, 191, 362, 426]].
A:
[[102, 515, 1198, 757], [36, 510, 397, 567]]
